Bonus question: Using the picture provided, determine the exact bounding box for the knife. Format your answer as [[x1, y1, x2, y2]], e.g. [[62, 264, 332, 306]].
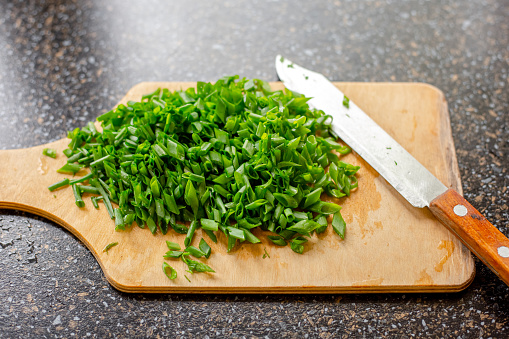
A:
[[275, 55, 509, 286]]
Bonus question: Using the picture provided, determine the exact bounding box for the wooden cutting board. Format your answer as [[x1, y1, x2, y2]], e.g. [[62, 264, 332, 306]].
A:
[[0, 82, 475, 293]]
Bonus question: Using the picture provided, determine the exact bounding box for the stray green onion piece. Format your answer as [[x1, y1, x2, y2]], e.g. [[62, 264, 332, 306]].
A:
[[343, 95, 350, 108], [182, 253, 215, 273], [43, 148, 57, 158], [162, 262, 177, 280], [48, 178, 70, 192], [103, 242, 118, 254]]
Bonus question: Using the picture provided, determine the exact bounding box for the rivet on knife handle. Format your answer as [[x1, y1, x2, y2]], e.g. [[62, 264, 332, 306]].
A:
[[429, 189, 509, 286]]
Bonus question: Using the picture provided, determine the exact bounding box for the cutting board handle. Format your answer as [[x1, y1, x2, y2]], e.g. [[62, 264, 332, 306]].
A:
[[430, 189, 509, 286]]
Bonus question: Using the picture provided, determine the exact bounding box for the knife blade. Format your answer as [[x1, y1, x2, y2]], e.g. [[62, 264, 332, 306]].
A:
[[275, 55, 509, 286]]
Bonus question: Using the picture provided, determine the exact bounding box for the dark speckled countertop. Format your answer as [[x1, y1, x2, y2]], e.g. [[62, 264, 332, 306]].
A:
[[0, 0, 508, 337]]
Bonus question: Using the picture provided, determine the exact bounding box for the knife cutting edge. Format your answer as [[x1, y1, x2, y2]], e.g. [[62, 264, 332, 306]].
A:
[[275, 55, 509, 286]]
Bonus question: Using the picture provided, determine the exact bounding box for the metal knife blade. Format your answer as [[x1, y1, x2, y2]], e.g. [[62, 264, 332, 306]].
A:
[[275, 55, 447, 208], [276, 55, 509, 287]]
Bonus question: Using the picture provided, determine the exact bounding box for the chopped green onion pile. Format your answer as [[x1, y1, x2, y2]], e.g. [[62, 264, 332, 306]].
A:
[[49, 76, 359, 277]]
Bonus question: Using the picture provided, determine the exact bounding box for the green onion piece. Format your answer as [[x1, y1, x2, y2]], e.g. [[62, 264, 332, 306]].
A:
[[204, 230, 217, 243], [48, 178, 70, 192], [91, 196, 102, 209], [186, 246, 205, 258], [89, 155, 112, 167], [69, 172, 94, 185], [332, 211, 346, 239], [57, 163, 83, 174], [287, 220, 321, 235], [124, 213, 135, 226], [199, 238, 212, 258], [114, 208, 125, 230], [146, 216, 157, 234], [273, 193, 298, 208], [66, 152, 83, 163], [71, 184, 85, 208], [315, 215, 328, 234], [164, 250, 183, 259], [42, 148, 57, 158], [227, 227, 245, 241], [243, 229, 261, 244], [303, 188, 323, 208], [184, 220, 198, 247], [290, 236, 308, 254], [103, 242, 118, 253], [78, 185, 100, 195], [182, 254, 215, 273], [267, 235, 287, 246], [184, 181, 199, 216], [200, 218, 218, 231], [343, 95, 350, 108], [62, 149, 73, 158], [307, 201, 342, 214], [162, 262, 177, 280], [166, 241, 181, 251], [92, 180, 114, 219]]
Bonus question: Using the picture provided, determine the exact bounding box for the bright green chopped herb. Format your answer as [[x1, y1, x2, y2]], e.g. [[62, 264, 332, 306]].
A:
[[69, 172, 94, 185], [182, 253, 215, 273], [268, 235, 287, 246], [63, 148, 73, 158], [54, 76, 359, 265], [162, 262, 177, 280], [43, 148, 57, 158], [72, 184, 85, 208], [164, 250, 184, 259], [166, 241, 181, 251], [290, 236, 308, 254], [184, 275, 191, 282], [185, 245, 206, 258], [57, 163, 83, 174], [200, 218, 218, 231], [78, 185, 100, 194], [185, 220, 198, 247], [114, 208, 125, 230], [332, 211, 346, 239], [48, 178, 70, 192], [343, 95, 350, 108], [199, 238, 212, 259], [91, 196, 102, 209], [103, 242, 118, 253], [262, 247, 270, 259]]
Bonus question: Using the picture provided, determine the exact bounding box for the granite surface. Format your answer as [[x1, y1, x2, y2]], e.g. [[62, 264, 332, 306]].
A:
[[0, 0, 508, 337]]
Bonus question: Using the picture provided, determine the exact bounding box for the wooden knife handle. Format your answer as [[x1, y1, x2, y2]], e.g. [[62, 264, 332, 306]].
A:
[[429, 189, 509, 286]]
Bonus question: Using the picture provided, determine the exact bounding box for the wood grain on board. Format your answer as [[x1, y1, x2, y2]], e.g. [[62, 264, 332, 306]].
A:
[[0, 82, 475, 293]]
